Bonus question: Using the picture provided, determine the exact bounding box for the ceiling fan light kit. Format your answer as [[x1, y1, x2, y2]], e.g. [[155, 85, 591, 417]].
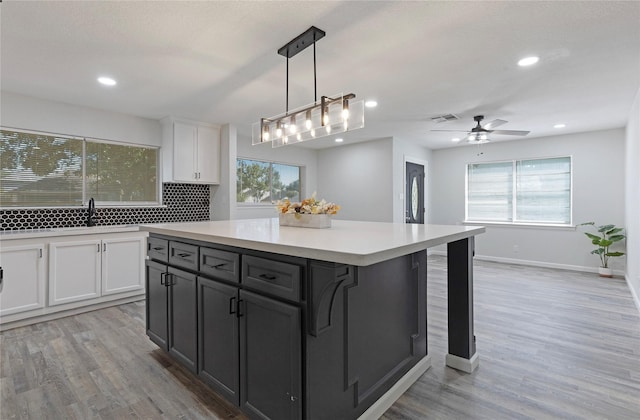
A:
[[252, 26, 364, 148], [431, 115, 530, 145]]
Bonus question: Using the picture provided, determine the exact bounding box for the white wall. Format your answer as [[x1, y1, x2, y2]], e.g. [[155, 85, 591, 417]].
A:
[[235, 132, 318, 220], [211, 124, 237, 221], [625, 88, 640, 309], [317, 138, 394, 222], [431, 128, 626, 271], [1, 91, 161, 146]]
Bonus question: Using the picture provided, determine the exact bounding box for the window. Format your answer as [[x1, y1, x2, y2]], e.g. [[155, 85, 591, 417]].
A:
[[1, 128, 159, 207], [236, 158, 301, 204], [466, 157, 572, 225]]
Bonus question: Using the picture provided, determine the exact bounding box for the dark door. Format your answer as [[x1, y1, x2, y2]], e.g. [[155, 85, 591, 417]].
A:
[[168, 267, 198, 373], [240, 290, 301, 420], [405, 162, 425, 224], [146, 260, 168, 350], [198, 277, 240, 405]]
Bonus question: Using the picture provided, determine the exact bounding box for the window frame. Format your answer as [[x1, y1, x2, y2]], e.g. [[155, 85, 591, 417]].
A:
[[464, 155, 573, 227], [236, 157, 303, 206], [1, 127, 161, 209]]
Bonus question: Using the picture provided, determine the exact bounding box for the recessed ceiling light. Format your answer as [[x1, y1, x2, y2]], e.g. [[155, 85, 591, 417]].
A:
[[517, 56, 539, 67], [365, 100, 378, 108], [335, 138, 344, 143], [451, 137, 461, 143], [97, 76, 117, 86], [553, 123, 566, 129]]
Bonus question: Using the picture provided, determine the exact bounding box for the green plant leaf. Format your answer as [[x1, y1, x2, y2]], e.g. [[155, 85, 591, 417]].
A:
[[600, 239, 613, 247], [609, 234, 625, 242], [591, 249, 604, 255], [584, 233, 601, 241], [606, 227, 623, 235], [598, 224, 615, 233], [606, 252, 625, 257]]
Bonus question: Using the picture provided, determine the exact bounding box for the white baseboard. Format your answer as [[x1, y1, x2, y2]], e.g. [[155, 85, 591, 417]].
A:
[[357, 355, 432, 420], [429, 250, 638, 315], [626, 274, 640, 314], [429, 250, 624, 276]]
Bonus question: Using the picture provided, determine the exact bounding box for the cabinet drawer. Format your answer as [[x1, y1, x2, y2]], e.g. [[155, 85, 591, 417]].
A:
[[200, 248, 240, 284], [169, 241, 199, 271], [148, 237, 169, 262], [242, 255, 301, 302]]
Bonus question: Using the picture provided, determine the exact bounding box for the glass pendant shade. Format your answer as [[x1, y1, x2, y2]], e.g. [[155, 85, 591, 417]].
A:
[[252, 93, 364, 147]]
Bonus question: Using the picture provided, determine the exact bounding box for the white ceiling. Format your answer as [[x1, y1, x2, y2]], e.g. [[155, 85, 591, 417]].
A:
[[2, 1, 639, 150]]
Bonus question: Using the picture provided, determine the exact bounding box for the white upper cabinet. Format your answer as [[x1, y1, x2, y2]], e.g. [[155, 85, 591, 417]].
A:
[[163, 118, 220, 184]]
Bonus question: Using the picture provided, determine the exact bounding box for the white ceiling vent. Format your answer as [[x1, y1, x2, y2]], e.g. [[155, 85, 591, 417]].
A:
[[431, 114, 459, 123]]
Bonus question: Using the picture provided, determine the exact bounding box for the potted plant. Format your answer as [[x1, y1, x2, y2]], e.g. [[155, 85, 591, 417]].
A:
[[579, 222, 626, 277]]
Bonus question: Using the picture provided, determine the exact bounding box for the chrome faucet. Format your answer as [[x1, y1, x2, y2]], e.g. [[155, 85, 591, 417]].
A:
[[87, 197, 96, 227]]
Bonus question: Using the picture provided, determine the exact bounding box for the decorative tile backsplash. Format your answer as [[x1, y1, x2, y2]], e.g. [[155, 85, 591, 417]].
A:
[[0, 183, 210, 231]]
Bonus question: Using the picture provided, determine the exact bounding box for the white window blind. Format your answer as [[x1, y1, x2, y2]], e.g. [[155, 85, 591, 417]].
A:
[[86, 140, 158, 204], [466, 157, 572, 225], [1, 130, 83, 206], [1, 128, 159, 207]]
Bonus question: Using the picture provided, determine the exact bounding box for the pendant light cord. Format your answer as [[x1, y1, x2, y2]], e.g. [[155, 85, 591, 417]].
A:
[[313, 42, 317, 103]]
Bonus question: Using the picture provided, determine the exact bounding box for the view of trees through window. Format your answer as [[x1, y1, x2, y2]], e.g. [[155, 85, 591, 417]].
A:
[[1, 128, 159, 207], [236, 158, 300, 204]]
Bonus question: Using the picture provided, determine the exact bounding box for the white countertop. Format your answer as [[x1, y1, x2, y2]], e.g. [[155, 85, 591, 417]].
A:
[[0, 225, 141, 240], [141, 219, 485, 266]]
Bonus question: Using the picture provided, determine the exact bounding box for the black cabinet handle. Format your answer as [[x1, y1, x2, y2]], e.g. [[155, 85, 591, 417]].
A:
[[152, 246, 164, 251], [229, 296, 236, 314], [237, 299, 244, 317], [213, 263, 226, 269], [259, 273, 277, 281], [160, 272, 166, 286], [0, 267, 3, 293], [177, 252, 191, 258]]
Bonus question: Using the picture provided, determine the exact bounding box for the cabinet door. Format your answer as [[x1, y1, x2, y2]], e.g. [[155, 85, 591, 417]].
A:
[[198, 277, 239, 405], [168, 267, 197, 372], [102, 236, 145, 295], [146, 260, 169, 350], [195, 125, 220, 184], [0, 244, 46, 316], [240, 290, 302, 420], [173, 122, 197, 182], [49, 239, 101, 306]]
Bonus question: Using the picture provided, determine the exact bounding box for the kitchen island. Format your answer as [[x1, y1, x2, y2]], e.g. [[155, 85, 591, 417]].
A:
[[140, 219, 484, 420]]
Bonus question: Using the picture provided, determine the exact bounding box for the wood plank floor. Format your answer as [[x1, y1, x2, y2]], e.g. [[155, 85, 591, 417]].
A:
[[2, 256, 639, 419]]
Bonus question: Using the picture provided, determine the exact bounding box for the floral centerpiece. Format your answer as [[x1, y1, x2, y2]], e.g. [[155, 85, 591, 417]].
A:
[[276, 193, 340, 228]]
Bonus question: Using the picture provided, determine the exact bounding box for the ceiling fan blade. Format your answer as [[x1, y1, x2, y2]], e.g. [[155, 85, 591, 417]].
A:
[[430, 129, 469, 132], [483, 119, 508, 129], [490, 129, 530, 136]]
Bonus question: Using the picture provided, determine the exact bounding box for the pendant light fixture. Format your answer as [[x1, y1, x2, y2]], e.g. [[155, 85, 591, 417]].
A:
[[252, 26, 364, 147]]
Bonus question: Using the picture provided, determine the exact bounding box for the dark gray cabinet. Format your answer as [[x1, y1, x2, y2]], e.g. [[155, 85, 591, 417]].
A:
[[168, 267, 197, 372], [240, 290, 301, 420], [145, 259, 197, 373], [146, 260, 168, 349], [198, 277, 240, 404]]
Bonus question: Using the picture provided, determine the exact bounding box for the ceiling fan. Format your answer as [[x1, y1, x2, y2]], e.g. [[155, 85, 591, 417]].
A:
[[432, 115, 530, 143]]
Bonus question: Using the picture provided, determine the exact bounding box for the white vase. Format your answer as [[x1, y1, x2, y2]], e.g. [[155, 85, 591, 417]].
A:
[[279, 213, 332, 228], [598, 267, 613, 278]]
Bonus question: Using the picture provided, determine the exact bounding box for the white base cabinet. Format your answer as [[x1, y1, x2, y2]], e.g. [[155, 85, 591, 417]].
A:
[[49, 235, 146, 306], [0, 230, 147, 330], [0, 244, 46, 317]]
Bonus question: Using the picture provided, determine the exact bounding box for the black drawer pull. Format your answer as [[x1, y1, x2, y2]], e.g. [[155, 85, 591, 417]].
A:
[[213, 263, 226, 269], [259, 273, 277, 281], [237, 299, 244, 317], [177, 252, 192, 258], [160, 272, 166, 286], [229, 296, 236, 315], [152, 246, 165, 251]]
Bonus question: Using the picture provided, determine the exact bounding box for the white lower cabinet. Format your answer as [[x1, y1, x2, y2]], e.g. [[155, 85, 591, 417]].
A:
[[49, 235, 146, 306], [0, 244, 46, 317]]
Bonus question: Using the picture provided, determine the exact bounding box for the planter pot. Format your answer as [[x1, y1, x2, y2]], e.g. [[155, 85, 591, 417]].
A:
[[279, 213, 331, 229], [598, 267, 613, 278]]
